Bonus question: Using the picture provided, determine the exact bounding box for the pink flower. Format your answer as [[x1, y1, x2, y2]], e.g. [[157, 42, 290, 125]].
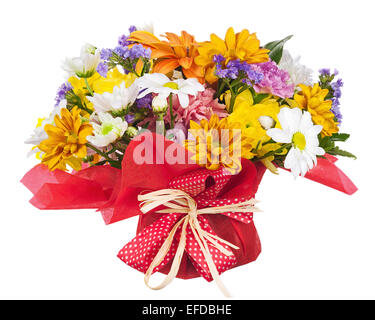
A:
[[165, 88, 228, 128], [252, 61, 295, 99], [166, 122, 187, 145]]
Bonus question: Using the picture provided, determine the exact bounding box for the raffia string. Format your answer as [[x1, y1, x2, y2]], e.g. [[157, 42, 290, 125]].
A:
[[138, 189, 260, 297]]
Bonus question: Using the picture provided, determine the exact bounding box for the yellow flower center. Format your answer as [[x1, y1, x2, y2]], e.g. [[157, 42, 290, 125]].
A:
[[101, 123, 113, 135], [292, 132, 306, 151], [163, 82, 179, 90]]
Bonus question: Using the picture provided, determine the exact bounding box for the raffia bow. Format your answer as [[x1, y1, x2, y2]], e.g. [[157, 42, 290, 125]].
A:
[[138, 189, 260, 297]]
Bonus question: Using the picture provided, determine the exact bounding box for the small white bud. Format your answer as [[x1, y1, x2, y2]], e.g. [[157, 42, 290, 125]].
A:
[[258, 116, 276, 130], [152, 95, 168, 114], [126, 126, 138, 138]]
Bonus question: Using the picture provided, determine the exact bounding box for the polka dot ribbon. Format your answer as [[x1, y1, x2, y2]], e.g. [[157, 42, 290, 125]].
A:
[[127, 189, 259, 297]]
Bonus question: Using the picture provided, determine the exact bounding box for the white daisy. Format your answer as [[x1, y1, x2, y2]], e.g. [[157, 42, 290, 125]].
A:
[[267, 107, 325, 177], [87, 113, 128, 148], [62, 43, 101, 78], [137, 73, 204, 108], [279, 50, 313, 87], [87, 81, 140, 113]]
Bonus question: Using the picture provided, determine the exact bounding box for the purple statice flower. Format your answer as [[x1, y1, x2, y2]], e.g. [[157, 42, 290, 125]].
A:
[[129, 44, 151, 59], [217, 63, 238, 79], [128, 25, 137, 33], [113, 44, 150, 61], [118, 25, 137, 47], [100, 48, 113, 61], [332, 78, 343, 98], [214, 54, 263, 85], [319, 68, 344, 124], [319, 68, 331, 76], [125, 114, 135, 123], [113, 46, 130, 59], [118, 34, 131, 47], [331, 77, 344, 124], [136, 93, 152, 110], [213, 54, 225, 65], [236, 62, 264, 85], [214, 54, 238, 79], [252, 61, 295, 99], [331, 99, 343, 124], [55, 82, 72, 106], [97, 62, 108, 77]]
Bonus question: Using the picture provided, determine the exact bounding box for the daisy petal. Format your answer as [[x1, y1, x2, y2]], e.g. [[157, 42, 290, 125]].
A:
[[267, 128, 291, 143], [177, 93, 190, 108]]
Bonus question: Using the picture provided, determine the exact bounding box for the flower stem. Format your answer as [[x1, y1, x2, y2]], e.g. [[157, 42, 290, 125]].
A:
[[169, 94, 174, 129], [224, 79, 236, 113], [216, 79, 226, 99], [156, 117, 165, 136], [256, 143, 292, 161], [87, 143, 121, 168], [84, 78, 94, 96]]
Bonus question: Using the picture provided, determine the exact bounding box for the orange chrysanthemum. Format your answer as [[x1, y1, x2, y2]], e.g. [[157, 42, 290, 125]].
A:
[[195, 27, 270, 84], [128, 30, 204, 83], [38, 106, 93, 171]]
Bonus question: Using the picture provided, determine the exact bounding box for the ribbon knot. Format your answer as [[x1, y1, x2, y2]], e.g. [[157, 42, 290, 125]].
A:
[[137, 189, 260, 297]]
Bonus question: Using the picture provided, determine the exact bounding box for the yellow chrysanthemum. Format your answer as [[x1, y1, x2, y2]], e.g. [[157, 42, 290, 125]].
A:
[[294, 83, 339, 137], [38, 106, 93, 171], [185, 114, 254, 174], [92, 68, 137, 94], [227, 90, 286, 173], [68, 69, 137, 110], [229, 97, 280, 143], [195, 27, 270, 83]]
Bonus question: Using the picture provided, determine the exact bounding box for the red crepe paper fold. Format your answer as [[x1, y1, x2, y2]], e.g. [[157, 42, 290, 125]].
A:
[[302, 155, 358, 195], [21, 164, 121, 209]]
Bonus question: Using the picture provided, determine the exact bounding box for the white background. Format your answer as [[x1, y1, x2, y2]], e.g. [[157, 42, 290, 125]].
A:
[[1, 0, 374, 300]]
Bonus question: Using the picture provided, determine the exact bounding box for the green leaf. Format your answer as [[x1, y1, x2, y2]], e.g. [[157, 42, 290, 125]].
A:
[[327, 146, 357, 159], [253, 93, 269, 104], [330, 133, 350, 142], [264, 35, 293, 64], [319, 135, 335, 151]]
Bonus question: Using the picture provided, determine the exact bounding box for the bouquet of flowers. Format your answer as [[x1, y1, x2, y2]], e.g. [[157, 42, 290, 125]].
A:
[[22, 25, 357, 296]]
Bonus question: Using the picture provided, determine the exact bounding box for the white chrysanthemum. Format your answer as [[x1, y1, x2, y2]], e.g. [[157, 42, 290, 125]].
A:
[[137, 73, 204, 108], [279, 50, 313, 87], [25, 99, 68, 156], [137, 22, 154, 34], [267, 107, 325, 177], [87, 81, 140, 113], [87, 113, 128, 148], [62, 44, 101, 78]]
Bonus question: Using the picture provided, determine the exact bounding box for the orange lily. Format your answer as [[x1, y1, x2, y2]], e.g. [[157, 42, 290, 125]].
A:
[[128, 31, 204, 83]]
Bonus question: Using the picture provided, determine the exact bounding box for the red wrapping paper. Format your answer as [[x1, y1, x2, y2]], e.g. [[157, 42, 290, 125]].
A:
[[117, 153, 266, 280], [21, 132, 357, 281], [302, 154, 357, 195], [21, 164, 121, 209]]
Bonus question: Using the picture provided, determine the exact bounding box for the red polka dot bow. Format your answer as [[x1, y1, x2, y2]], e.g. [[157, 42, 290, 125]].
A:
[[119, 186, 259, 297]]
